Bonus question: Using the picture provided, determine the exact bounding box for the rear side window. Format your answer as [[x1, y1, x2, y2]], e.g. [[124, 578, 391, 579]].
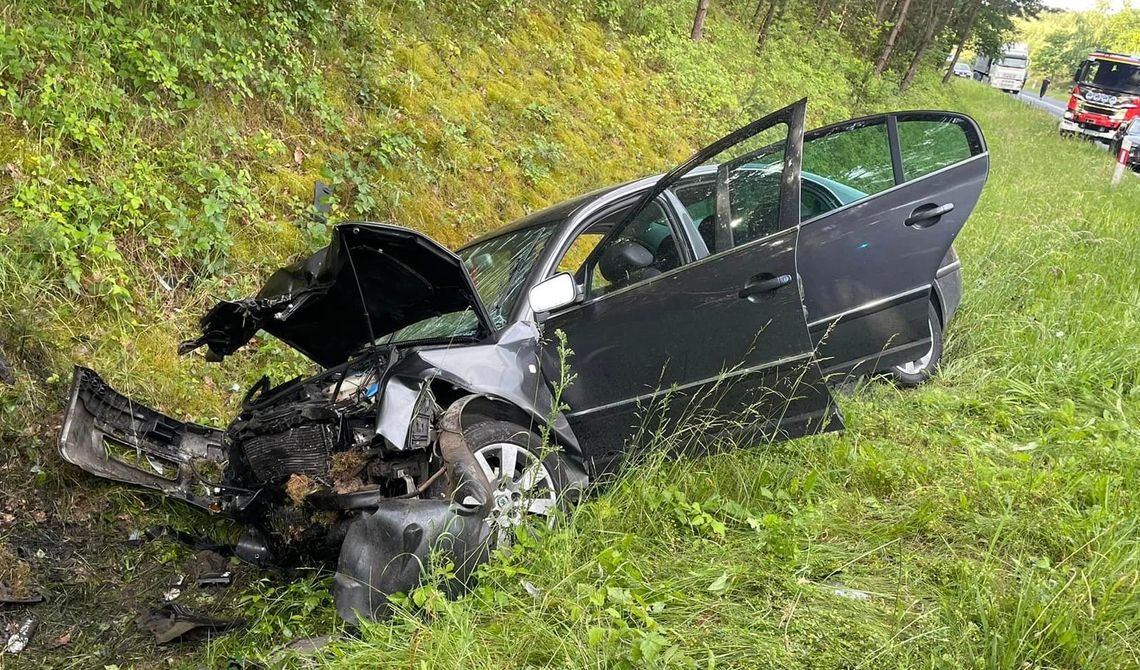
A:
[[897, 119, 974, 181], [801, 122, 895, 199]]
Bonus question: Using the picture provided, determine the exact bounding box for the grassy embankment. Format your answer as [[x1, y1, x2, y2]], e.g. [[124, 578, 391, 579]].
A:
[[2, 1, 1139, 668]]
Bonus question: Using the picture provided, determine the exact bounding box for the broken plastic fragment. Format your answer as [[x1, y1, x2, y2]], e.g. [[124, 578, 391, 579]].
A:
[[197, 571, 234, 588], [831, 586, 871, 602], [163, 575, 186, 602], [137, 604, 243, 645], [4, 618, 37, 653]]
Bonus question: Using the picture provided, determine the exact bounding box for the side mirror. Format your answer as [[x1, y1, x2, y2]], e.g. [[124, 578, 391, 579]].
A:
[[528, 272, 579, 316]]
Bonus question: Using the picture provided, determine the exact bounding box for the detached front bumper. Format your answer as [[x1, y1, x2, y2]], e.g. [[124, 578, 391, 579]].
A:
[[58, 367, 236, 512]]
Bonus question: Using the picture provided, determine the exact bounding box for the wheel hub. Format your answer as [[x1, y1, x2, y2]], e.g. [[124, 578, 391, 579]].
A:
[[474, 441, 558, 547]]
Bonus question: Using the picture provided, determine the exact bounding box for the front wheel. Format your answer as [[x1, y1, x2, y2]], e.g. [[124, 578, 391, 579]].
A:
[[464, 420, 574, 548], [889, 303, 943, 388]]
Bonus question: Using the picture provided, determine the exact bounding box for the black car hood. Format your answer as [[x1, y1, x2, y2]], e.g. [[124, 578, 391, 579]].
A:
[[179, 222, 492, 368]]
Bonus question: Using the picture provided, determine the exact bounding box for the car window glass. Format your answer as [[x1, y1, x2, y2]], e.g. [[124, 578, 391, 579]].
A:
[[680, 122, 895, 228], [578, 200, 679, 298], [800, 122, 894, 217], [558, 232, 605, 276], [898, 119, 973, 181], [460, 225, 554, 327], [375, 225, 553, 343], [663, 122, 792, 254]]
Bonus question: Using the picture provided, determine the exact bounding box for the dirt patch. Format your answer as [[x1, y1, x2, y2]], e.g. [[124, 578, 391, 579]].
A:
[[0, 546, 34, 601], [0, 447, 267, 667], [330, 450, 367, 494], [285, 473, 319, 506]]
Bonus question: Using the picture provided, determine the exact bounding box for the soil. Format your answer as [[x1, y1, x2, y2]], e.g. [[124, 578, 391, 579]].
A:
[[0, 433, 268, 668]]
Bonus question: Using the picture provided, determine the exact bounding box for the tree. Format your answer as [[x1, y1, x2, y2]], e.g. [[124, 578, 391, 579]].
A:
[[944, 0, 1042, 83], [900, 1, 955, 90], [815, 0, 833, 25], [873, 0, 913, 76], [756, 0, 787, 53], [875, 0, 893, 22], [944, 0, 982, 83], [691, 0, 712, 41], [751, 0, 766, 24]]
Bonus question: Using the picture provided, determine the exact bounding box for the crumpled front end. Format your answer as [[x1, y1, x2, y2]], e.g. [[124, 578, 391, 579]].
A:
[[57, 363, 505, 622]]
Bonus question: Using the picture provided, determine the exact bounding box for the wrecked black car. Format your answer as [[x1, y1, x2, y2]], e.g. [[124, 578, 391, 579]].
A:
[[58, 100, 988, 622]]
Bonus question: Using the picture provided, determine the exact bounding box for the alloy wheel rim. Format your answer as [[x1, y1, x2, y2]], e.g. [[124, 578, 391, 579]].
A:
[[473, 441, 556, 547]]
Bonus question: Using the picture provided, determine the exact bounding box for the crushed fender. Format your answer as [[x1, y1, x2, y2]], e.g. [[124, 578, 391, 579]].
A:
[[332, 395, 493, 622]]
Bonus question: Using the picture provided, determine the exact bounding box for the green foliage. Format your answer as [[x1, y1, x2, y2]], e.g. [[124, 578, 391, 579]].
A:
[[1020, 8, 1140, 80]]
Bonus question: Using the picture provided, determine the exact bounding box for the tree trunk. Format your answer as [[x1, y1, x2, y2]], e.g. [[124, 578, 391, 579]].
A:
[[751, 0, 766, 24], [835, 0, 851, 33], [872, 0, 912, 76], [900, 3, 953, 91], [755, 0, 784, 54], [943, 0, 982, 84], [874, 0, 892, 22], [691, 0, 712, 41], [814, 0, 831, 24]]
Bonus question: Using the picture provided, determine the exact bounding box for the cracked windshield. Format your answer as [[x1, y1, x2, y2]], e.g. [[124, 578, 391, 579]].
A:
[[378, 225, 554, 343]]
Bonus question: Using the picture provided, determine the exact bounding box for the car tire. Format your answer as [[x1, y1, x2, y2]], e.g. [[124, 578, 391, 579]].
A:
[[463, 420, 575, 548], [889, 303, 943, 388]]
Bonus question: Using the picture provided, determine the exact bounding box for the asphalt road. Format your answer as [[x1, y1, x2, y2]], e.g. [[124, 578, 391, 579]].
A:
[[1017, 91, 1067, 119]]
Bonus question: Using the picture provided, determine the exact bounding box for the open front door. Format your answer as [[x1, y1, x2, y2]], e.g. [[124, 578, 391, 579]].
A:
[[539, 100, 841, 470]]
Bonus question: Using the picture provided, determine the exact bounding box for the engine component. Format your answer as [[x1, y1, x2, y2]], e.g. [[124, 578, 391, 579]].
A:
[[241, 423, 335, 483]]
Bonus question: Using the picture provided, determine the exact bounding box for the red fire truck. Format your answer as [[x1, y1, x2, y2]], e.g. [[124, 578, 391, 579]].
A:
[[1060, 50, 1140, 143]]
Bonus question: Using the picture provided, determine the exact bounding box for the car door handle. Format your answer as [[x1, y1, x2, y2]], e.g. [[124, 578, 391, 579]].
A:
[[905, 203, 955, 228], [739, 273, 792, 300]]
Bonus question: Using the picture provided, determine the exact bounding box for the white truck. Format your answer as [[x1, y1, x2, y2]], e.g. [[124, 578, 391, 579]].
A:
[[974, 43, 1030, 94]]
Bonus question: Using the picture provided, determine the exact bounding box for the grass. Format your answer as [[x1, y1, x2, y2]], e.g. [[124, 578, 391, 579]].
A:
[[2, 1, 1139, 668]]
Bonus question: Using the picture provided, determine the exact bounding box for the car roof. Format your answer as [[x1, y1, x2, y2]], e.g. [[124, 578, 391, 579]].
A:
[[460, 184, 627, 250]]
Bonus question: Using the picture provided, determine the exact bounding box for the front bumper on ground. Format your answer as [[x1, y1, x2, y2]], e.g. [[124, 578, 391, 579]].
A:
[[1060, 119, 1117, 140]]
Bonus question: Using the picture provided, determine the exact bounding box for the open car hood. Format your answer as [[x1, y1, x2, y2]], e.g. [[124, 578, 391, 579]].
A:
[[179, 222, 493, 368]]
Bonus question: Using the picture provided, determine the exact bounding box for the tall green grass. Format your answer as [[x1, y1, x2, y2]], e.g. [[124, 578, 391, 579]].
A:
[[3, 2, 1138, 667]]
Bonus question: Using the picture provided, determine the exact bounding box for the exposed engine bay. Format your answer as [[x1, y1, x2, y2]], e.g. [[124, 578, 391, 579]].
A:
[[59, 356, 501, 621], [230, 352, 439, 507]]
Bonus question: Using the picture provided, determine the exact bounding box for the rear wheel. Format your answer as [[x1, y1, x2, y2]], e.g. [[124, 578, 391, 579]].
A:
[[464, 420, 573, 548], [889, 303, 943, 388]]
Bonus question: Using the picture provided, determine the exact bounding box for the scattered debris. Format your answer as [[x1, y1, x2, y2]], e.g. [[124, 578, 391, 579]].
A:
[[137, 604, 243, 645], [127, 529, 145, 546], [285, 474, 319, 506], [4, 617, 37, 653], [0, 586, 44, 606], [197, 571, 234, 588], [163, 575, 186, 602], [522, 580, 542, 598], [234, 527, 272, 567], [330, 450, 368, 495], [830, 586, 872, 602], [0, 547, 38, 605], [50, 628, 73, 649], [283, 635, 331, 654]]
